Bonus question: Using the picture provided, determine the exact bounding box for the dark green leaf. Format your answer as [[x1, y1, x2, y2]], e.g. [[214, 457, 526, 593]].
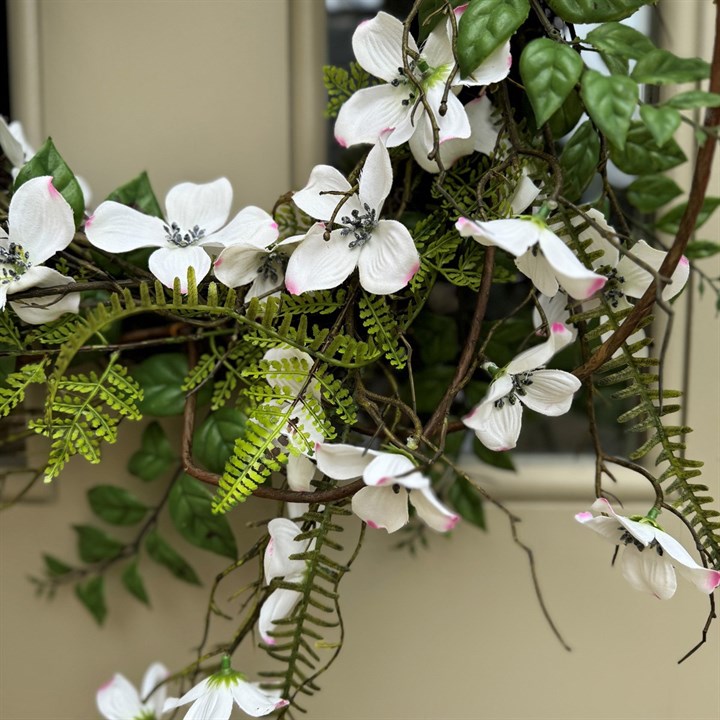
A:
[[655, 197, 720, 235], [73, 525, 124, 563], [87, 485, 148, 525], [585, 22, 655, 59], [43, 554, 73, 577], [413, 312, 458, 365], [632, 49, 710, 85], [639, 105, 681, 148], [448, 475, 485, 530], [412, 366, 456, 414], [128, 421, 177, 481], [105, 171, 163, 218], [14, 137, 84, 227], [520, 39, 584, 127], [472, 436, 516, 471], [193, 408, 247, 475], [75, 576, 107, 625], [685, 240, 720, 260], [121, 561, 150, 605], [134, 354, 210, 416], [547, 0, 649, 23], [547, 90, 584, 138], [418, 0, 465, 42], [599, 52, 628, 77], [457, 0, 530, 78], [626, 175, 682, 213], [145, 530, 201, 585], [560, 120, 600, 202], [664, 91, 720, 110], [581, 69, 638, 150], [610, 122, 686, 175], [169, 474, 237, 559]]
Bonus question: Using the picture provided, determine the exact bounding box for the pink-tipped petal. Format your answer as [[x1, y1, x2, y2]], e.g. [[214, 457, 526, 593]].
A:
[[352, 485, 409, 533], [409, 487, 459, 533], [315, 442, 377, 481]]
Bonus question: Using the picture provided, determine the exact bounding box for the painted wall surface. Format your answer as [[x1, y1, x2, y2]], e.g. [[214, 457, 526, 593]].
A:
[[1, 1, 718, 719]]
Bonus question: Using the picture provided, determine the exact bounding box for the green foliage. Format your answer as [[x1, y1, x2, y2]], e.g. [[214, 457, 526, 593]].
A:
[[664, 91, 720, 110], [418, 0, 465, 41], [105, 170, 163, 217], [358, 292, 407, 369], [127, 421, 177, 481], [520, 39, 584, 127], [585, 22, 655, 60], [75, 577, 107, 625], [121, 561, 150, 605], [546, 0, 652, 23], [14, 137, 85, 226], [169, 473, 237, 559], [626, 174, 682, 213], [609, 121, 686, 175], [145, 529, 201, 585], [639, 105, 681, 148], [323, 63, 373, 119], [560, 121, 600, 202], [0, 360, 47, 418], [0, 313, 22, 349], [448, 475, 485, 530], [87, 485, 149, 525], [193, 408, 248, 474], [631, 49, 710, 85], [43, 554, 73, 577], [135, 353, 210, 416], [73, 524, 124, 563], [581, 70, 638, 150], [457, 0, 530, 77], [655, 197, 720, 236], [684, 240, 720, 260]]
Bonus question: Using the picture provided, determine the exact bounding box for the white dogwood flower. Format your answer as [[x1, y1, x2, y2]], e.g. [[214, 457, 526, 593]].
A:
[[163, 655, 288, 719], [334, 9, 511, 156], [456, 214, 607, 300], [315, 442, 459, 533], [463, 323, 581, 451], [85, 178, 277, 291], [576, 498, 720, 600], [0, 176, 79, 324], [285, 142, 419, 295], [97, 661, 168, 720]]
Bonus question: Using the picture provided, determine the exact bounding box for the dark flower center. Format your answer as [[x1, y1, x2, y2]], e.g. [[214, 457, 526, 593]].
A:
[[164, 222, 206, 248]]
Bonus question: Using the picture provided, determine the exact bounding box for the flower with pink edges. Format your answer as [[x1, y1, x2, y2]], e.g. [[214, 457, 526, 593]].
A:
[[97, 661, 168, 720]]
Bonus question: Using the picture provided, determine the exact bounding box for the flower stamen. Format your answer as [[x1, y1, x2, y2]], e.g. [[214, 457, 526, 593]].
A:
[[164, 222, 206, 248]]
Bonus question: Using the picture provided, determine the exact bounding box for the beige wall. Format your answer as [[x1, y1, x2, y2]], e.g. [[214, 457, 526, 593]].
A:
[[1, 1, 719, 719]]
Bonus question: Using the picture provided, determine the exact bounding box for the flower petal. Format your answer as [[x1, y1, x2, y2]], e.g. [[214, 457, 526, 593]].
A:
[[334, 84, 415, 149], [165, 178, 232, 234], [456, 217, 538, 256], [519, 369, 581, 416], [231, 680, 289, 717], [264, 518, 307, 582], [464, 384, 522, 452], [427, 87, 471, 144], [9, 176, 75, 264], [617, 240, 689, 301], [422, 17, 453, 68], [0, 116, 25, 167], [205, 205, 279, 250], [262, 345, 317, 396], [287, 453, 316, 492], [588, 498, 655, 546], [409, 114, 474, 173], [315, 442, 377, 481], [532, 292, 576, 340], [409, 487, 459, 532], [96, 674, 143, 720], [163, 677, 212, 713], [85, 201, 167, 253], [9, 267, 80, 324], [259, 588, 303, 645], [352, 485, 409, 532], [352, 12, 414, 83], [457, 40, 513, 86], [466, 95, 501, 155], [575, 512, 624, 544], [148, 246, 212, 290], [506, 323, 572, 374], [185, 686, 230, 720], [515, 249, 559, 297], [292, 165, 356, 222], [509, 171, 541, 215], [653, 528, 720, 594], [566, 208, 619, 268], [140, 662, 169, 717], [358, 142, 392, 214], [284, 225, 359, 295], [363, 452, 429, 489], [213, 244, 266, 288], [621, 546, 677, 600], [357, 220, 419, 294]]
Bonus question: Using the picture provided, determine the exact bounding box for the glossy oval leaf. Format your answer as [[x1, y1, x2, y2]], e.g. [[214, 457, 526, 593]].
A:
[[655, 197, 720, 236], [639, 105, 681, 148], [106, 171, 163, 218], [626, 174, 682, 213], [75, 577, 107, 625], [560, 120, 600, 202], [685, 240, 720, 260], [581, 69, 638, 150], [121, 561, 150, 605], [457, 0, 530, 77], [43, 554, 73, 577], [520, 39, 584, 127], [87, 485, 149, 525], [134, 354, 211, 416], [128, 421, 177, 482], [547, 0, 650, 23], [547, 89, 584, 138], [145, 529, 201, 585], [73, 524, 124, 563], [610, 121, 686, 175], [14, 137, 85, 227], [169, 473, 237, 559], [448, 475, 485, 530], [664, 91, 720, 110], [585, 21, 655, 60], [632, 49, 710, 85], [193, 408, 247, 475]]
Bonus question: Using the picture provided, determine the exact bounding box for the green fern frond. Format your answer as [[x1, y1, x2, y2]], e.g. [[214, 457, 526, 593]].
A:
[[358, 292, 407, 369], [0, 312, 23, 349], [0, 360, 48, 418], [323, 62, 374, 119], [26, 314, 88, 345]]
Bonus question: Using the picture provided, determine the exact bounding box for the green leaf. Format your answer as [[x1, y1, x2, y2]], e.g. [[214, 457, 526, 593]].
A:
[[520, 39, 584, 127], [639, 105, 681, 148], [560, 120, 600, 202], [413, 365, 456, 414], [685, 240, 720, 260], [73, 525, 125, 563], [43, 554, 73, 577], [121, 561, 150, 605], [75, 577, 107, 625], [546, 0, 650, 23], [664, 91, 720, 110], [413, 312, 458, 365], [418, 0, 465, 41], [128, 421, 177, 481], [145, 530, 201, 585], [547, 90, 584, 138], [169, 474, 237, 559], [134, 353, 210, 416], [585, 22, 655, 60], [87, 485, 148, 526], [609, 121, 686, 175], [105, 171, 163, 218], [581, 69, 638, 150], [655, 197, 720, 235], [626, 175, 683, 213], [447, 475, 485, 530], [193, 408, 247, 475], [13, 137, 84, 227], [472, 436, 516, 471], [457, 0, 530, 78], [632, 49, 710, 85]]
